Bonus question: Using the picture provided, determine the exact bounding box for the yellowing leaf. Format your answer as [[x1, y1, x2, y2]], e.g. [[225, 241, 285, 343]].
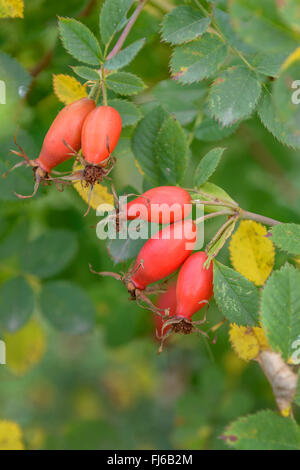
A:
[[73, 163, 114, 210], [53, 74, 87, 105], [229, 220, 274, 286], [229, 323, 270, 362], [0, 0, 24, 18], [0, 420, 24, 450], [5, 320, 46, 375]]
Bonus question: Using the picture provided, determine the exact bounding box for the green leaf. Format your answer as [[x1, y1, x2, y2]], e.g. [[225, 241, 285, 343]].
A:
[[277, 0, 300, 33], [229, 0, 298, 55], [209, 66, 262, 126], [161, 6, 210, 45], [194, 147, 225, 187], [0, 277, 34, 332], [195, 114, 239, 142], [273, 52, 300, 133], [20, 230, 78, 279], [105, 38, 145, 70], [222, 410, 300, 450], [257, 89, 300, 149], [40, 281, 95, 334], [194, 181, 236, 213], [132, 105, 169, 184], [108, 99, 142, 127], [170, 33, 228, 84], [156, 116, 188, 185], [248, 51, 286, 78], [108, 233, 146, 263], [213, 261, 260, 326], [71, 66, 100, 81], [106, 72, 146, 95], [153, 79, 207, 126], [100, 0, 134, 45], [214, 7, 254, 54], [58, 17, 102, 66], [270, 223, 300, 255], [0, 51, 32, 107], [261, 263, 300, 361], [0, 218, 28, 259]]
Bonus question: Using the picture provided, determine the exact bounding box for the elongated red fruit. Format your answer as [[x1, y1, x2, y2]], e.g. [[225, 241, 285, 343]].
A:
[[81, 106, 122, 165], [154, 282, 177, 338], [131, 220, 197, 290], [36, 98, 95, 173], [126, 186, 192, 224], [176, 251, 213, 320]]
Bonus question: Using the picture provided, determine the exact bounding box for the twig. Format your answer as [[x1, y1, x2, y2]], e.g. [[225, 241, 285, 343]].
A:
[[241, 210, 281, 227], [106, 0, 148, 60]]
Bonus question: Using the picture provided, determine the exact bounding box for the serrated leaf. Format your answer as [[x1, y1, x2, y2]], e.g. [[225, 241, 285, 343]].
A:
[[109, 99, 142, 127], [170, 33, 228, 84], [0, 277, 34, 332], [222, 410, 300, 450], [53, 74, 87, 105], [213, 261, 260, 326], [277, 0, 300, 33], [270, 223, 300, 255], [20, 230, 78, 279], [132, 105, 169, 184], [71, 66, 100, 81], [0, 0, 23, 18], [106, 72, 146, 95], [261, 263, 300, 361], [273, 48, 300, 133], [194, 147, 225, 187], [229, 324, 269, 362], [105, 38, 145, 70], [5, 320, 46, 376], [257, 88, 300, 149], [195, 115, 239, 142], [229, 0, 298, 55], [100, 0, 134, 45], [153, 79, 207, 125], [161, 5, 210, 45], [248, 51, 286, 78], [214, 7, 254, 54], [155, 116, 188, 185], [209, 66, 262, 126], [39, 281, 95, 334], [229, 220, 275, 286], [58, 17, 102, 65]]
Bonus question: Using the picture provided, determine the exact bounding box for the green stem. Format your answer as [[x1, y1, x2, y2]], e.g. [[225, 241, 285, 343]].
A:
[[195, 210, 234, 225], [100, 67, 108, 106]]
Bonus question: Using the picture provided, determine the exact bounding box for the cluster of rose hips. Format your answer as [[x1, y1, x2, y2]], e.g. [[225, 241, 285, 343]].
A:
[[6, 98, 214, 350]]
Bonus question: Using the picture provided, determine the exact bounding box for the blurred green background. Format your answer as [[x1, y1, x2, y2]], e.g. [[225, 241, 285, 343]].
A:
[[1, 0, 300, 450]]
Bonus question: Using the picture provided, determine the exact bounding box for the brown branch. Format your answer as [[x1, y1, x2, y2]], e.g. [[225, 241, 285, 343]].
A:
[[256, 350, 298, 416]]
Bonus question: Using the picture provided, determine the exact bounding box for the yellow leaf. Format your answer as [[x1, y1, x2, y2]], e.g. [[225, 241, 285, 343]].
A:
[[73, 163, 114, 210], [53, 74, 87, 105], [0, 0, 24, 18], [229, 220, 274, 286], [0, 420, 24, 450], [5, 319, 46, 375], [229, 323, 270, 362]]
